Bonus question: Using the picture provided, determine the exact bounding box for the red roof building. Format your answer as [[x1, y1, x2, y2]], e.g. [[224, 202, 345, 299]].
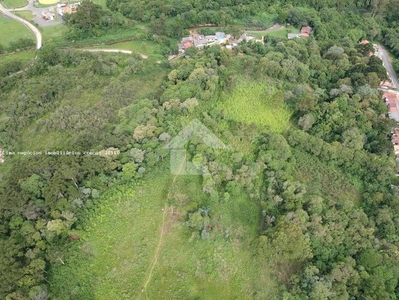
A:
[[300, 26, 312, 37]]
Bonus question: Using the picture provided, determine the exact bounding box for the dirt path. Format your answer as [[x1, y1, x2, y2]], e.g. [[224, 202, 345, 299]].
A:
[[140, 161, 185, 299], [0, 2, 42, 49], [80, 48, 133, 54]]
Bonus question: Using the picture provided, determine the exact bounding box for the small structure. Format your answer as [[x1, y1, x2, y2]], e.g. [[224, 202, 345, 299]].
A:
[[383, 91, 399, 122], [58, 2, 80, 16], [288, 33, 301, 39], [41, 10, 54, 20], [300, 26, 312, 37], [238, 34, 253, 42]]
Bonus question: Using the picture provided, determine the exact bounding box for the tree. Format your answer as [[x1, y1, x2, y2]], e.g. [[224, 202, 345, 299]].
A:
[[341, 127, 366, 150], [66, 0, 104, 36]]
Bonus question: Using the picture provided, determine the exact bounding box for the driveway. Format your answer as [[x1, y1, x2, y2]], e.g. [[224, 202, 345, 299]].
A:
[[378, 45, 399, 90], [0, 1, 42, 49]]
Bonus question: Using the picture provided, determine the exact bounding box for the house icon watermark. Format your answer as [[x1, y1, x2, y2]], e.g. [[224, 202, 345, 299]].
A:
[[165, 119, 228, 175]]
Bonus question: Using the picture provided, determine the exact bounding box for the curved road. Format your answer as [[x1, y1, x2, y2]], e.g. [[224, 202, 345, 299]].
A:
[[0, 2, 42, 49]]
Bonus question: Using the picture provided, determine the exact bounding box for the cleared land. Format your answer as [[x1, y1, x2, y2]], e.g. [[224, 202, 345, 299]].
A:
[[1, 0, 27, 8], [0, 15, 34, 47], [49, 164, 277, 299], [218, 81, 292, 133]]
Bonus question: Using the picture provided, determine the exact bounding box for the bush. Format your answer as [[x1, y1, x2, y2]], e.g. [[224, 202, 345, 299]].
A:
[[7, 38, 35, 52]]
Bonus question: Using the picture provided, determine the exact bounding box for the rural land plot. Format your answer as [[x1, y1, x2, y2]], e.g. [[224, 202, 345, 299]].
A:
[[49, 164, 278, 299]]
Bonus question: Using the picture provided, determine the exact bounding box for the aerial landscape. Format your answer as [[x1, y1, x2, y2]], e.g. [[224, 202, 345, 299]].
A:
[[1, 0, 399, 299]]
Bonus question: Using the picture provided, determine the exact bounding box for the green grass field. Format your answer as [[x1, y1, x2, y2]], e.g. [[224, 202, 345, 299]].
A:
[[49, 163, 277, 299], [218, 81, 292, 133], [247, 26, 300, 39], [15, 10, 36, 21], [0, 16, 34, 47], [41, 25, 67, 44], [1, 0, 27, 8]]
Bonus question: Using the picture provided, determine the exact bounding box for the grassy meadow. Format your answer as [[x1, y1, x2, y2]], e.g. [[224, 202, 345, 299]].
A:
[[218, 81, 292, 133], [0, 16, 34, 47]]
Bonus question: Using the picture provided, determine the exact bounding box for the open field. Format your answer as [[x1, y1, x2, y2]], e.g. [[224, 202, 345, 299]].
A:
[[1, 0, 27, 8], [247, 26, 299, 39], [218, 81, 292, 133], [15, 10, 35, 21], [41, 25, 67, 44], [247, 26, 300, 39], [49, 162, 277, 299], [0, 16, 34, 47], [89, 40, 166, 63]]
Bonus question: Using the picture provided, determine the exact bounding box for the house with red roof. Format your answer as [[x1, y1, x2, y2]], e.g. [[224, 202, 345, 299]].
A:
[[300, 26, 312, 37]]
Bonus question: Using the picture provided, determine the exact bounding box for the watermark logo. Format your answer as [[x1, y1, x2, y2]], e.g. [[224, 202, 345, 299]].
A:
[[165, 119, 227, 175]]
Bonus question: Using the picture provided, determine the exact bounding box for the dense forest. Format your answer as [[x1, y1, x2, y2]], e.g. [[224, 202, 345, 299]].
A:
[[1, 0, 399, 299]]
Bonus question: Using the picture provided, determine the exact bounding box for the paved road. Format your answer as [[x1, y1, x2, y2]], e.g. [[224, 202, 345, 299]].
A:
[[379, 45, 399, 90], [0, 2, 42, 49]]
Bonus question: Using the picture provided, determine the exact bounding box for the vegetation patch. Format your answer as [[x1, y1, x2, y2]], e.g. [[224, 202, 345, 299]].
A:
[[218, 81, 292, 133]]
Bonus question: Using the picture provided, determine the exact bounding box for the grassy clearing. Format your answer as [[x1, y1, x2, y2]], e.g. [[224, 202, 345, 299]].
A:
[[49, 163, 277, 299], [1, 0, 27, 8], [15, 10, 36, 21], [247, 26, 299, 39], [218, 81, 292, 134], [41, 25, 67, 44], [0, 16, 34, 47], [89, 40, 166, 64]]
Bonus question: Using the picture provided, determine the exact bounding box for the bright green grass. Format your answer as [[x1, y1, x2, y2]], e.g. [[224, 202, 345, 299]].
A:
[[41, 25, 67, 44], [218, 81, 292, 134], [0, 16, 34, 46], [247, 26, 300, 39], [1, 0, 27, 8], [92, 0, 107, 8], [49, 163, 277, 299], [15, 10, 36, 21]]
